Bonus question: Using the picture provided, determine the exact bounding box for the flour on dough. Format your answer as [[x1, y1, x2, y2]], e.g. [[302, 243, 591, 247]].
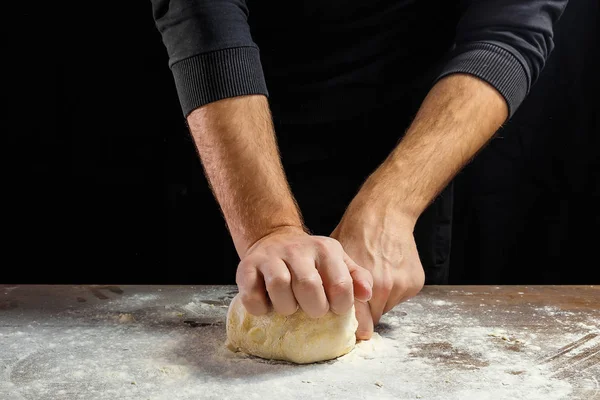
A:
[[226, 294, 358, 364]]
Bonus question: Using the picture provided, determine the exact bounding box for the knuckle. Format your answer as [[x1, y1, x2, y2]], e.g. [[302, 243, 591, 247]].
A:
[[235, 275, 244, 288], [294, 274, 323, 290], [372, 276, 387, 292], [394, 274, 409, 290], [379, 274, 394, 293], [382, 283, 394, 297], [235, 266, 252, 287], [312, 238, 330, 253], [283, 242, 303, 257], [238, 255, 263, 271], [240, 292, 264, 311], [236, 258, 252, 273], [322, 236, 343, 251], [407, 278, 425, 298], [265, 273, 292, 291], [327, 279, 353, 297], [401, 268, 425, 294]]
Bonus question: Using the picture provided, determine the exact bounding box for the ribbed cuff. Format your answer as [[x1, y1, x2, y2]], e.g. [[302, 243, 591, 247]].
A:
[[436, 42, 530, 118], [171, 46, 269, 118]]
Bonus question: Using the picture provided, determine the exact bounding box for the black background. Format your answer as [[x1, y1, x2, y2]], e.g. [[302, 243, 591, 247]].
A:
[[6, 1, 599, 284]]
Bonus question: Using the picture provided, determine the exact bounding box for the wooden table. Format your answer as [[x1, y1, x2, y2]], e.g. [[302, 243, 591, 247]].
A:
[[1, 285, 598, 400]]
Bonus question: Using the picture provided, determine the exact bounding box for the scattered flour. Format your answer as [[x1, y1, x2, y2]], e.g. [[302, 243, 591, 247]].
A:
[[431, 299, 452, 306], [1, 286, 597, 400]]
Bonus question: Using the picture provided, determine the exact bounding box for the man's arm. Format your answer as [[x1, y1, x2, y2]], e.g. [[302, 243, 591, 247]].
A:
[[365, 0, 570, 224], [189, 96, 372, 318], [357, 74, 507, 223], [187, 95, 302, 255], [152, 0, 292, 252], [333, 0, 569, 339], [333, 73, 506, 338], [151, 1, 372, 317]]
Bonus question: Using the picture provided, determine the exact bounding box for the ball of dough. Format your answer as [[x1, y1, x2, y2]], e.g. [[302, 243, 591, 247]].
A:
[[226, 294, 358, 364]]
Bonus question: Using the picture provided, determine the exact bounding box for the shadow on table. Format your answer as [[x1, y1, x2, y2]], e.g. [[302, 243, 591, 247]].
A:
[[160, 322, 396, 380]]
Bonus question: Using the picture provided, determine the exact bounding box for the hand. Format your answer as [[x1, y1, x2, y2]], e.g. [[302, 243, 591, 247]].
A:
[[236, 226, 373, 318], [331, 204, 425, 340]]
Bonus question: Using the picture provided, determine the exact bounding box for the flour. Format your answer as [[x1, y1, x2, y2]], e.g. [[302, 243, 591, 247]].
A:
[[577, 322, 600, 331], [128, 293, 159, 302], [337, 333, 393, 362], [431, 299, 453, 306], [2, 286, 597, 400], [536, 306, 577, 317]]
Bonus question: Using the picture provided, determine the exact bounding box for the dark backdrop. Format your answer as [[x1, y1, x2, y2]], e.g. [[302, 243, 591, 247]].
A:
[[6, 1, 598, 284]]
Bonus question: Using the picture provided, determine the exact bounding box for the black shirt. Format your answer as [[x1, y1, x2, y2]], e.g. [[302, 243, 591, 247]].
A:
[[151, 0, 568, 123]]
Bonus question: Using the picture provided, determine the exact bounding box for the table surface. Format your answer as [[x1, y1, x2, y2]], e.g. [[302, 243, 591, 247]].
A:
[[1, 285, 598, 400]]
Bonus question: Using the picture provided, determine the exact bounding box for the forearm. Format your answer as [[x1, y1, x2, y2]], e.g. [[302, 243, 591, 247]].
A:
[[356, 73, 508, 224], [187, 95, 303, 257]]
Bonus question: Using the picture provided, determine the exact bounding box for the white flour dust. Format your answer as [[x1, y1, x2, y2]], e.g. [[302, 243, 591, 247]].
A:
[[1, 289, 597, 400]]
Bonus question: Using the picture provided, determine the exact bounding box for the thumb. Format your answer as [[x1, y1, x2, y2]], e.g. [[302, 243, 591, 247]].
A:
[[344, 252, 373, 302], [354, 299, 374, 340]]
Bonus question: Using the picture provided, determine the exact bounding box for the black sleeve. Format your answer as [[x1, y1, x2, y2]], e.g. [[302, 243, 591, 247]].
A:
[[151, 0, 268, 117], [436, 0, 569, 117]]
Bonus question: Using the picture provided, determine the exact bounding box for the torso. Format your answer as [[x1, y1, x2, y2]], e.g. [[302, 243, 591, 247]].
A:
[[246, 0, 461, 123]]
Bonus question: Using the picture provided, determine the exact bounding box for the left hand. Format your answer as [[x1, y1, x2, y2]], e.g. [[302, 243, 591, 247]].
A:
[[331, 198, 425, 340]]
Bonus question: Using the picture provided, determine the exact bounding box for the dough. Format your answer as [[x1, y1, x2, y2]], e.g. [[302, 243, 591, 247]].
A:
[[226, 294, 358, 364]]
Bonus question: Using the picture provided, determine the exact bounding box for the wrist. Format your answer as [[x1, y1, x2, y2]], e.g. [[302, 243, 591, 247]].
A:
[[343, 187, 419, 234], [351, 164, 425, 228], [233, 219, 306, 258]]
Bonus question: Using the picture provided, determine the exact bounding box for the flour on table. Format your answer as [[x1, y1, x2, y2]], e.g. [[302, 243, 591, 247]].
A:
[[2, 285, 594, 400], [430, 299, 453, 306]]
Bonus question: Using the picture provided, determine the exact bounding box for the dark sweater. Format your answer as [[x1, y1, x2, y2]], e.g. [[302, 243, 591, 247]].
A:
[[151, 0, 568, 123]]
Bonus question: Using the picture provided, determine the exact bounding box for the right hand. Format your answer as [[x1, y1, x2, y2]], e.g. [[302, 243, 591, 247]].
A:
[[236, 226, 373, 318]]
